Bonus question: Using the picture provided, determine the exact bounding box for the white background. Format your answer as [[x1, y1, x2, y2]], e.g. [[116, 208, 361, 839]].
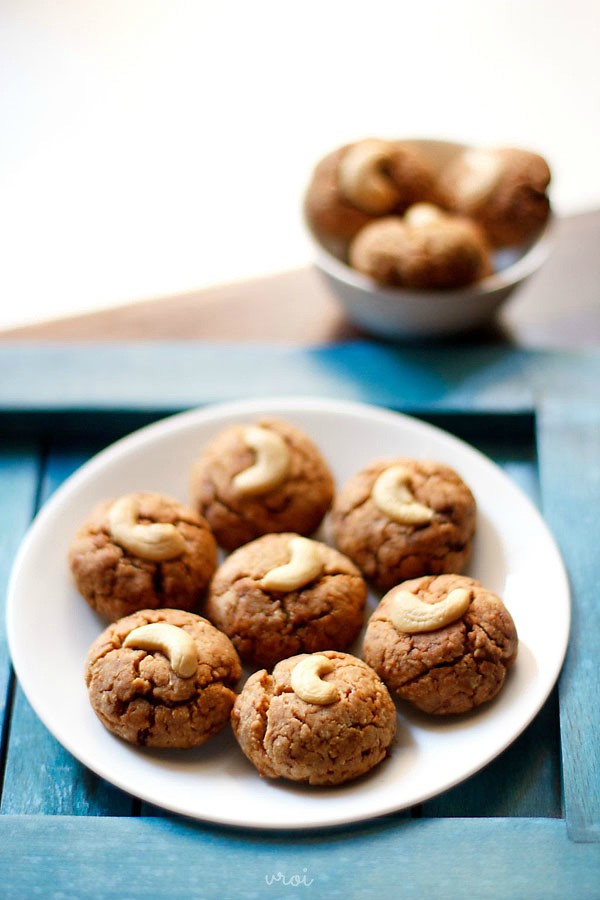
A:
[[1, 0, 599, 330]]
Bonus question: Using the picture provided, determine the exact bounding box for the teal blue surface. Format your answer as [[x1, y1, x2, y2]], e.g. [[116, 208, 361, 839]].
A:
[[0, 445, 40, 749], [1, 816, 599, 900], [537, 403, 600, 841], [1, 341, 598, 897], [1, 445, 133, 817], [1, 342, 599, 413]]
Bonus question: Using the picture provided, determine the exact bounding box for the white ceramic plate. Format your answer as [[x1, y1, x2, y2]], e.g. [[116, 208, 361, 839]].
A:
[[6, 397, 570, 830]]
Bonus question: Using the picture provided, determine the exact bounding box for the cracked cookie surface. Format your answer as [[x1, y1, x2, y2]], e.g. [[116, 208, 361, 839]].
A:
[[85, 608, 241, 748], [331, 458, 476, 592], [205, 533, 366, 668], [231, 650, 396, 785], [362, 574, 518, 715], [189, 418, 334, 551], [69, 492, 217, 621]]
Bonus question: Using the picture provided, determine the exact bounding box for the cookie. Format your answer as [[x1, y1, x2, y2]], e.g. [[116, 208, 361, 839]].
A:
[[231, 650, 397, 785], [349, 203, 492, 289], [330, 458, 476, 592], [189, 418, 334, 551], [85, 608, 241, 748], [304, 139, 440, 260], [438, 146, 551, 247], [69, 491, 217, 621], [205, 533, 366, 668], [362, 574, 518, 715], [304, 145, 376, 259]]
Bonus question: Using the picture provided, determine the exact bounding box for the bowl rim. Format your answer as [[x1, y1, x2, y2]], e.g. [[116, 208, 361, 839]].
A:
[[313, 217, 554, 302]]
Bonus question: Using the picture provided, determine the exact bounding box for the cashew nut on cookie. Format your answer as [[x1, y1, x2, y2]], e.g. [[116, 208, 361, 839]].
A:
[[371, 465, 434, 526], [443, 149, 504, 209], [403, 202, 446, 228], [231, 426, 291, 496], [388, 587, 471, 633], [338, 139, 401, 214], [291, 655, 340, 705], [108, 496, 186, 561], [259, 537, 323, 592], [123, 622, 198, 678]]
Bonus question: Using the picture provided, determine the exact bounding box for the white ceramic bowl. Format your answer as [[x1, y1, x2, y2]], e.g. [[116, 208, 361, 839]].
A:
[[312, 139, 553, 339]]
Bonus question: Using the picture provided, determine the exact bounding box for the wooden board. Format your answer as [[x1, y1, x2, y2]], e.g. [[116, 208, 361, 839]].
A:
[[1, 816, 599, 900], [0, 340, 598, 898]]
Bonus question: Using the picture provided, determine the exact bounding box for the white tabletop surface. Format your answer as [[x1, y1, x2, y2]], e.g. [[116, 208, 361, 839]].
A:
[[1, 0, 599, 331]]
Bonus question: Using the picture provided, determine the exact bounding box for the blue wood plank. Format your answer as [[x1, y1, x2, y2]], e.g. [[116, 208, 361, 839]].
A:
[[1, 689, 133, 816], [421, 690, 561, 818], [537, 403, 600, 842], [0, 343, 599, 414], [0, 343, 596, 866], [0, 445, 41, 755], [463, 428, 541, 505], [39, 440, 110, 501], [421, 449, 560, 818], [0, 816, 598, 900], [1, 444, 133, 816]]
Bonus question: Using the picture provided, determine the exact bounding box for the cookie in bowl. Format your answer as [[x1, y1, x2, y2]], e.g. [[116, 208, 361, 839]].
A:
[[69, 491, 217, 621], [85, 608, 241, 748], [349, 203, 492, 289], [189, 417, 334, 551], [438, 146, 551, 247], [331, 458, 476, 592], [231, 650, 397, 785], [304, 138, 441, 259], [205, 533, 366, 668], [362, 574, 518, 715]]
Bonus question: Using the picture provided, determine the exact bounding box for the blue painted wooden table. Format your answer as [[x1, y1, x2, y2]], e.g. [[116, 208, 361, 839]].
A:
[[1, 341, 599, 899]]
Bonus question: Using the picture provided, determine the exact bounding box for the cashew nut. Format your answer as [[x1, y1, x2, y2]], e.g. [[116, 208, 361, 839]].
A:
[[404, 203, 446, 228], [231, 425, 290, 496], [108, 496, 186, 561], [260, 536, 323, 592], [290, 655, 340, 705], [450, 149, 503, 208], [123, 622, 198, 678], [371, 465, 434, 526], [338, 139, 400, 214], [388, 587, 471, 633]]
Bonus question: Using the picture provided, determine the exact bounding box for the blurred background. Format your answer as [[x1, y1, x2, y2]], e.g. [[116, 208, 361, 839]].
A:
[[1, 0, 599, 330]]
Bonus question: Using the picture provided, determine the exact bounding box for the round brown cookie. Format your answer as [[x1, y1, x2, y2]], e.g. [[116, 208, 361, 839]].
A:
[[189, 418, 335, 551], [69, 491, 217, 621], [205, 533, 366, 668], [231, 650, 396, 785], [362, 574, 518, 715], [85, 608, 242, 748], [330, 458, 476, 592], [438, 147, 551, 247], [304, 145, 376, 259], [349, 205, 492, 289], [304, 140, 440, 260]]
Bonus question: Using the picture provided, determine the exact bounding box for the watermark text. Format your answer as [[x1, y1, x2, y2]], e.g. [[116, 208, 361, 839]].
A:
[[265, 868, 313, 887]]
